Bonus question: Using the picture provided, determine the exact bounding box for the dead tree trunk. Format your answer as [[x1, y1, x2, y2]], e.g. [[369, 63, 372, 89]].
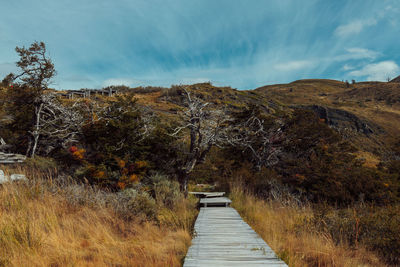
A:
[[171, 87, 230, 196], [30, 102, 43, 158]]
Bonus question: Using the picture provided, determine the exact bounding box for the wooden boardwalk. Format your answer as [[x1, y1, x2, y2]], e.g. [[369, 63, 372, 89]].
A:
[[189, 192, 225, 198], [184, 197, 288, 266], [200, 197, 232, 207]]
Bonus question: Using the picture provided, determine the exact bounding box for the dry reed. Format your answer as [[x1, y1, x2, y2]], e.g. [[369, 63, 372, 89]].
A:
[[230, 184, 386, 267], [0, 166, 196, 267]]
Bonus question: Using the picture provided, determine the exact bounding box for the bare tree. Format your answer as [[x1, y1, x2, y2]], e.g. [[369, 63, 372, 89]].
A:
[[228, 106, 284, 171], [171, 88, 230, 195], [27, 93, 83, 157]]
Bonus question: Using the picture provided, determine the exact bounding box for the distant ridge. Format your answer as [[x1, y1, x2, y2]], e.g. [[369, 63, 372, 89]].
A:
[[390, 75, 400, 83]]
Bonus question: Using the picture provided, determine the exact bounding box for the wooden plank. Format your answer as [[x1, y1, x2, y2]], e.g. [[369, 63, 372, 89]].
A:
[[184, 207, 287, 266], [0, 152, 26, 164], [200, 197, 232, 207], [189, 192, 225, 198]]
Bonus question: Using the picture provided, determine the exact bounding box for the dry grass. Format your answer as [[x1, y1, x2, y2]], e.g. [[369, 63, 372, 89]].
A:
[[0, 167, 197, 267], [230, 185, 386, 267]]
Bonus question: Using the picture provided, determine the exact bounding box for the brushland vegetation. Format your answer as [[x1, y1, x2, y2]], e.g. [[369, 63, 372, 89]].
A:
[[2, 81, 400, 266], [230, 183, 399, 267], [0, 166, 197, 266], [1, 42, 400, 266]]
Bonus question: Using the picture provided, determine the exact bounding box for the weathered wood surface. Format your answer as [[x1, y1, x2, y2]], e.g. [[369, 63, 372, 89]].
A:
[[200, 197, 232, 207], [184, 207, 288, 266], [189, 192, 225, 198], [0, 152, 26, 164]]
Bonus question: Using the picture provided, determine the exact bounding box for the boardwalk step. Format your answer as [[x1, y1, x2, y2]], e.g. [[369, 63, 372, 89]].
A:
[[184, 206, 288, 266]]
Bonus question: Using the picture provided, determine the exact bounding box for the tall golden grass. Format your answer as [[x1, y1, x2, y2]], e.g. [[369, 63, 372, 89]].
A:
[[0, 167, 197, 267], [230, 185, 386, 267]]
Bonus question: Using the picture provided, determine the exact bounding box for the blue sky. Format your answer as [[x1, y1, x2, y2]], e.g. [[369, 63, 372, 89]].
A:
[[1, 0, 400, 90]]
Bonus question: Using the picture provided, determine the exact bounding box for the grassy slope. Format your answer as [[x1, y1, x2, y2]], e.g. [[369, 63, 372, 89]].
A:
[[0, 167, 197, 267], [255, 79, 400, 143], [252, 79, 400, 165], [128, 80, 399, 164], [230, 186, 387, 267], [132, 80, 400, 144]]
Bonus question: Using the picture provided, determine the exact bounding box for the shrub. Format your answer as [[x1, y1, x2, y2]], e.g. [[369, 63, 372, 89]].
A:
[[301, 204, 400, 265], [116, 189, 157, 222], [154, 179, 182, 209], [23, 156, 58, 172]]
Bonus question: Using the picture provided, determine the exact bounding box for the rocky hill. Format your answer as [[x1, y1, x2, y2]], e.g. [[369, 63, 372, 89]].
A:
[[127, 79, 400, 164], [253, 79, 400, 160]]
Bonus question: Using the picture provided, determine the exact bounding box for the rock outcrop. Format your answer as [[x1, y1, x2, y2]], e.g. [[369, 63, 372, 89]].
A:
[[0, 170, 27, 184], [304, 105, 384, 135]]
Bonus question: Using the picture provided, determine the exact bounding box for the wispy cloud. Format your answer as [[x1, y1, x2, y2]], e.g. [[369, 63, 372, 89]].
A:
[[344, 48, 379, 60], [334, 19, 377, 37], [342, 64, 354, 71], [102, 78, 142, 87], [348, 61, 400, 81], [0, 0, 399, 89], [333, 47, 380, 62], [274, 60, 314, 72]]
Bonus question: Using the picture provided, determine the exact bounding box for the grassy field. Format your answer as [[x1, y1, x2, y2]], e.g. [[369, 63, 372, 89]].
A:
[[230, 185, 390, 267], [0, 167, 197, 267]]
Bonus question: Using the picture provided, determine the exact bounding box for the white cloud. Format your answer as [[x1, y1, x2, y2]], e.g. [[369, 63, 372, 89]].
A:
[[345, 48, 379, 60], [274, 60, 314, 71], [342, 64, 354, 71], [334, 47, 380, 62], [334, 19, 377, 37], [348, 61, 400, 81], [102, 78, 141, 87]]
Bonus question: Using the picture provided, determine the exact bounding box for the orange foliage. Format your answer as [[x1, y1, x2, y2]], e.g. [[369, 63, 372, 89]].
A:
[[118, 159, 126, 169], [93, 170, 106, 179], [135, 161, 148, 169], [295, 173, 305, 181], [69, 146, 86, 161], [69, 146, 78, 153], [129, 174, 139, 183], [117, 182, 126, 190]]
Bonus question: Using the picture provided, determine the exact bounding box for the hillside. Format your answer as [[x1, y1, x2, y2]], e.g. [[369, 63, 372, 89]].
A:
[[1, 80, 400, 266], [254, 79, 400, 159], [122, 80, 400, 164]]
